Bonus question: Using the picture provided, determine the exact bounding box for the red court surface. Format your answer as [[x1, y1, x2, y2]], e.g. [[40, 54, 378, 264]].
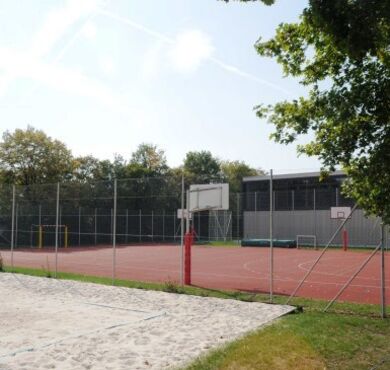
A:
[[2, 245, 389, 305]]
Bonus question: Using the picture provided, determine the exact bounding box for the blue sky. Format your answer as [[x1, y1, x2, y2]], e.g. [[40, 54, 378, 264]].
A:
[[0, 0, 320, 172]]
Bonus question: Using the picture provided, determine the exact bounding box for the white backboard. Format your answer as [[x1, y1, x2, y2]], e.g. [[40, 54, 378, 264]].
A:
[[189, 183, 229, 212], [177, 209, 192, 220], [331, 207, 352, 219]]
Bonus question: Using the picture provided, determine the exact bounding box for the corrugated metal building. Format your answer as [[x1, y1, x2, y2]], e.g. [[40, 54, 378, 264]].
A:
[[242, 171, 380, 247]]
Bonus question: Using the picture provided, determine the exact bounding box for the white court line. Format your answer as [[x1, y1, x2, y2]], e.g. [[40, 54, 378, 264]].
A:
[[297, 257, 390, 283], [242, 259, 390, 290]]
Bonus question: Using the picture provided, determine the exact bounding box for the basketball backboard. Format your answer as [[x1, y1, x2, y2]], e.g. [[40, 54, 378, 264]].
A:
[[330, 207, 352, 219], [189, 183, 229, 212]]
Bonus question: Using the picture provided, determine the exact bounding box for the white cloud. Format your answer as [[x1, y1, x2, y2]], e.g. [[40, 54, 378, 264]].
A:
[[168, 30, 214, 73], [30, 0, 100, 58], [0, 47, 128, 114], [99, 10, 291, 94], [210, 58, 293, 97]]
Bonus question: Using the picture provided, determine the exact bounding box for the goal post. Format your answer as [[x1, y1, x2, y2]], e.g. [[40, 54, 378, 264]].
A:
[[31, 224, 68, 249], [296, 234, 317, 250]]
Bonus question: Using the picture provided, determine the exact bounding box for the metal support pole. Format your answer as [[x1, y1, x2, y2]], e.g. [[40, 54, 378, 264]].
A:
[[125, 209, 129, 244], [324, 242, 381, 312], [78, 207, 81, 246], [15, 203, 18, 248], [38, 204, 42, 226], [151, 210, 154, 242], [269, 169, 274, 303], [198, 211, 201, 241], [139, 209, 142, 242], [162, 210, 165, 242], [110, 208, 113, 244], [381, 223, 387, 318], [254, 191, 258, 239], [313, 188, 317, 239], [94, 208, 97, 245], [59, 206, 62, 247], [237, 193, 240, 241], [173, 211, 176, 242], [112, 179, 117, 285], [180, 175, 184, 285], [10, 185, 16, 270], [55, 182, 60, 278], [286, 203, 358, 304]]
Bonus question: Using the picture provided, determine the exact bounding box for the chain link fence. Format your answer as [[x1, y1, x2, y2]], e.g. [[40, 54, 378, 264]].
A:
[[0, 175, 388, 316]]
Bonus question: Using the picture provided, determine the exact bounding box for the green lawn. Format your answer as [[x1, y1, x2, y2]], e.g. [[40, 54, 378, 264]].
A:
[[2, 265, 389, 370]]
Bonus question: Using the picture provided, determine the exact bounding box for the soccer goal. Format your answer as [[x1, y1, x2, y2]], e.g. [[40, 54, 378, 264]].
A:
[[30, 224, 69, 249], [296, 234, 317, 250]]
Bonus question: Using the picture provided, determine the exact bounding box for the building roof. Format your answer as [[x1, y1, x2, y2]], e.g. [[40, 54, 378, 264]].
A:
[[243, 170, 345, 182]]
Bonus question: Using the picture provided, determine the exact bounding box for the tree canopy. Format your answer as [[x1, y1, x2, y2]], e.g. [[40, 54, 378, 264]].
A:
[[130, 143, 168, 176], [183, 151, 222, 183], [0, 128, 261, 193], [0, 126, 74, 185], [230, 0, 390, 222], [221, 160, 263, 193]]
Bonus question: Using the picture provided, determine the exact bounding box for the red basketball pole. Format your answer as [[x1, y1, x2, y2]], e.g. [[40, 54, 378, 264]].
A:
[[184, 231, 193, 285], [342, 228, 348, 251]]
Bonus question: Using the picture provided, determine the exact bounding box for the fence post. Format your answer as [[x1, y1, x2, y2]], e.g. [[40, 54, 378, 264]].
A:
[[15, 203, 18, 248], [59, 206, 62, 247], [162, 209, 165, 242], [10, 185, 16, 270], [198, 211, 201, 241], [151, 210, 154, 242], [94, 208, 97, 245], [55, 182, 60, 278], [139, 209, 142, 243], [78, 207, 81, 246], [269, 169, 274, 303], [254, 192, 257, 238], [381, 223, 387, 318], [237, 193, 240, 241], [313, 188, 317, 239], [110, 208, 113, 244], [173, 211, 176, 242], [125, 209, 129, 244], [112, 179, 117, 285]]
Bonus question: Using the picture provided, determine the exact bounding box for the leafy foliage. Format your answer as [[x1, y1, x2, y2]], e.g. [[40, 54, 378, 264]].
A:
[[244, 0, 390, 222], [184, 151, 222, 183], [220, 160, 263, 192], [0, 126, 74, 185], [130, 143, 168, 176]]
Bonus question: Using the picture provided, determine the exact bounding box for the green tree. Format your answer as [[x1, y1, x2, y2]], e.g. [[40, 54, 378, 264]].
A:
[[0, 126, 74, 185], [230, 0, 390, 222], [221, 160, 263, 193], [183, 151, 221, 183], [130, 143, 168, 176]]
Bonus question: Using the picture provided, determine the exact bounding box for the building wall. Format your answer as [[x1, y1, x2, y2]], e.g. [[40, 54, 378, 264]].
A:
[[243, 209, 381, 247]]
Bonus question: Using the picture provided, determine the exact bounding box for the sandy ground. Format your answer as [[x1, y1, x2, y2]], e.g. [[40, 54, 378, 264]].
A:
[[0, 273, 294, 370]]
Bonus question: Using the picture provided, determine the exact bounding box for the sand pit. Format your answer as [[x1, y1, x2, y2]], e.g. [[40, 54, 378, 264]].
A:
[[0, 273, 294, 369]]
